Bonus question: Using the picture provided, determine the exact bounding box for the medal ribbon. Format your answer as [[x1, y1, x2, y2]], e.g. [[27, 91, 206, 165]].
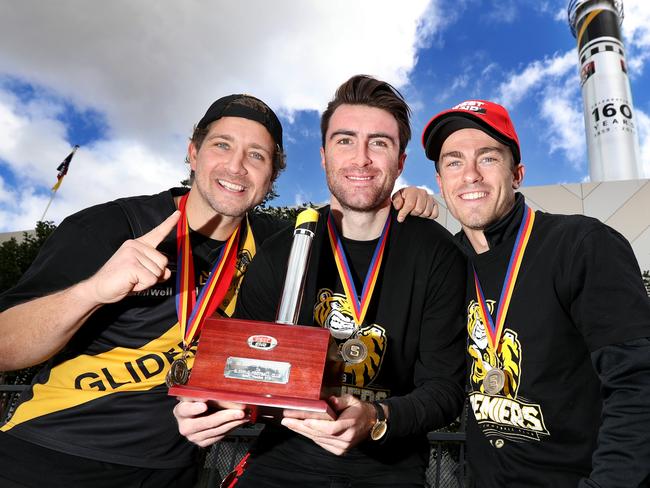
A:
[[220, 215, 256, 318], [175, 193, 241, 348], [326, 212, 390, 326], [473, 205, 535, 353]]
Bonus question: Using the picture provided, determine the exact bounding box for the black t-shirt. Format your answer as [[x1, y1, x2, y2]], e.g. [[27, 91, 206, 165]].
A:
[[461, 194, 650, 487], [0, 188, 288, 468], [235, 206, 467, 484]]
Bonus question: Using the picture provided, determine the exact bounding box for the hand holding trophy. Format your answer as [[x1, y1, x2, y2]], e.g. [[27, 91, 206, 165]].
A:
[[168, 209, 343, 422]]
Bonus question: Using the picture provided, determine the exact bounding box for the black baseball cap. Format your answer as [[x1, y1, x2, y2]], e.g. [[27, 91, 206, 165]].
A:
[[197, 94, 283, 150]]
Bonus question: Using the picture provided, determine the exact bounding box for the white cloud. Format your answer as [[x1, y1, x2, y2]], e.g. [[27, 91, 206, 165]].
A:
[[539, 82, 586, 171], [293, 190, 314, 207], [0, 89, 186, 230], [495, 50, 576, 108], [0, 0, 442, 231], [416, 183, 436, 195], [483, 1, 518, 24], [636, 109, 650, 178], [492, 47, 590, 173], [552, 3, 567, 23], [394, 174, 434, 195], [0, 1, 437, 141], [622, 0, 650, 75]]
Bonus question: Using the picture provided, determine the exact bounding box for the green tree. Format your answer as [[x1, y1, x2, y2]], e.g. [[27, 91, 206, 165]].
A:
[[253, 201, 315, 222], [0, 221, 57, 293], [1, 222, 57, 417], [254, 187, 318, 221]]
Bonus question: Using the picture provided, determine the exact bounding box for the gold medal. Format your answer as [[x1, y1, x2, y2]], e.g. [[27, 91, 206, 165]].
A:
[[166, 357, 190, 387], [340, 338, 368, 364], [483, 368, 505, 395]]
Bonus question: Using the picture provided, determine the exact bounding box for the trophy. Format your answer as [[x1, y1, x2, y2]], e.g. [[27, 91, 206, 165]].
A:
[[168, 209, 343, 421]]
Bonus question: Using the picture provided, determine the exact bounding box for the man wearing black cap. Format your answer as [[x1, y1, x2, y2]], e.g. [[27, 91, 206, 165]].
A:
[[0, 94, 289, 488], [422, 100, 650, 487], [0, 92, 434, 488]]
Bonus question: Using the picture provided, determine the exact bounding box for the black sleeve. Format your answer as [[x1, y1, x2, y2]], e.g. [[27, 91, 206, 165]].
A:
[[382, 242, 467, 438], [0, 204, 131, 312], [249, 211, 292, 247], [234, 234, 288, 322], [568, 223, 650, 350], [578, 338, 650, 488]]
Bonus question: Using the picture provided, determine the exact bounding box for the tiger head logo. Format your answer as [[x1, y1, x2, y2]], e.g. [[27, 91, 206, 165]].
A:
[[313, 288, 387, 387], [236, 249, 253, 273], [314, 289, 356, 340], [467, 300, 522, 398]]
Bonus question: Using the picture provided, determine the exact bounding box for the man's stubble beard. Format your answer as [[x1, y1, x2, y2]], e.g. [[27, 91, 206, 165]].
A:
[[194, 178, 255, 219], [326, 168, 397, 213]]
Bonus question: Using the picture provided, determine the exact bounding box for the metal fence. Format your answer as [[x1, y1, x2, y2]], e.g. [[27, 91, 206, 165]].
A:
[[1, 383, 469, 487], [195, 423, 468, 488]]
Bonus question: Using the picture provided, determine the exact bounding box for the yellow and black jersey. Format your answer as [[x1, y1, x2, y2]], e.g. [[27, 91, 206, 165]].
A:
[[0, 188, 287, 467]]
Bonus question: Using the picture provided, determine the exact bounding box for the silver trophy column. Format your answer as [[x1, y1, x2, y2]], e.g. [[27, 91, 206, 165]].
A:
[[276, 208, 319, 325], [568, 0, 642, 182]]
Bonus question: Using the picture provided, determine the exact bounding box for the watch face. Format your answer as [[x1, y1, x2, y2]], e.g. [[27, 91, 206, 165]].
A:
[[371, 421, 387, 441]]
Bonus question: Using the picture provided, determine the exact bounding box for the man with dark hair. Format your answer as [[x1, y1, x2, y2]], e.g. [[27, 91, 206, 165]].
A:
[[175, 75, 467, 487], [320, 74, 412, 156], [0, 92, 433, 488], [423, 99, 650, 487]]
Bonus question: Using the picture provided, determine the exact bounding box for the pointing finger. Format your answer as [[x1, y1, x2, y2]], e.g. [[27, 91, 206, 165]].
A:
[[138, 211, 180, 248]]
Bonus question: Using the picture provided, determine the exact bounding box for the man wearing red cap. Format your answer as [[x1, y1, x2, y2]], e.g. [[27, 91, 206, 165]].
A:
[[0, 93, 434, 488], [423, 99, 650, 487]]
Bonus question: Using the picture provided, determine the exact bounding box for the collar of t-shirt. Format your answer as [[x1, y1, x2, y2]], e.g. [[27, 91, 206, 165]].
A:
[[188, 228, 226, 271], [339, 235, 379, 293], [457, 192, 526, 256]]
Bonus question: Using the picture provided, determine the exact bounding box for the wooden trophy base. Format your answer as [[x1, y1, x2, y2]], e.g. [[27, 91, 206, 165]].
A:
[[168, 317, 343, 421]]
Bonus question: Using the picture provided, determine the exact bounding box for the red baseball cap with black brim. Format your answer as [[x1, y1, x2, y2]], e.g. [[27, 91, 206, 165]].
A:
[[421, 100, 520, 165]]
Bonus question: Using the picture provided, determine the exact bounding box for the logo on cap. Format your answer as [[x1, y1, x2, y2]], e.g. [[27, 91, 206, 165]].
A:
[[453, 100, 487, 114]]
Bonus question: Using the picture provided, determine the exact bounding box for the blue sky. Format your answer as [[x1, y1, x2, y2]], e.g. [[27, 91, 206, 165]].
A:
[[1, 0, 649, 231]]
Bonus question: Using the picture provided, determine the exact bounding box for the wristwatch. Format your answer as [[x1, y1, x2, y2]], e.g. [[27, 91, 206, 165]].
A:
[[370, 401, 388, 441]]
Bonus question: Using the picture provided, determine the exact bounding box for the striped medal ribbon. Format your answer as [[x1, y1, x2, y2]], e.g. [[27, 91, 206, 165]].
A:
[[327, 212, 390, 364], [472, 205, 535, 395], [166, 193, 241, 387]]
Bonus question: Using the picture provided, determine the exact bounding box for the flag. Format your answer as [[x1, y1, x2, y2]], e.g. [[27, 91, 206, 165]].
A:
[[52, 145, 80, 192]]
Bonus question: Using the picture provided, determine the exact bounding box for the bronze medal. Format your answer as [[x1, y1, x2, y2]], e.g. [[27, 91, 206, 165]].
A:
[[165, 368, 175, 388], [340, 338, 368, 364], [483, 368, 505, 395], [166, 358, 190, 387]]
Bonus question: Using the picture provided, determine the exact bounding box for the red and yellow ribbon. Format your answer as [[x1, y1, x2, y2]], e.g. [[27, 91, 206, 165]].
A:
[[175, 193, 241, 348]]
